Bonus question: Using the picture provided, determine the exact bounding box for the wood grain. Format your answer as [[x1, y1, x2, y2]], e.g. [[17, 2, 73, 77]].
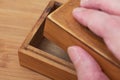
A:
[[0, 0, 67, 80], [18, 1, 77, 79], [44, 0, 120, 80]]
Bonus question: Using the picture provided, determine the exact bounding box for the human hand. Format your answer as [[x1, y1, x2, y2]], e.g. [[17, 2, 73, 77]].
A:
[[67, 0, 120, 80]]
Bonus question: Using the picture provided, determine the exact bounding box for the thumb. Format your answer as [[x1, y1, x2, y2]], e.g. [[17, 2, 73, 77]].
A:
[[67, 46, 109, 80]]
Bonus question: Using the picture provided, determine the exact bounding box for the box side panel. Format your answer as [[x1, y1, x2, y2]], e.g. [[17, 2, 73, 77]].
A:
[[18, 49, 77, 80]]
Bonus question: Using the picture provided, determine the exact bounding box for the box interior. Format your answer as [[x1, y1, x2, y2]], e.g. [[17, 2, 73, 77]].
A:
[[29, 2, 71, 63]]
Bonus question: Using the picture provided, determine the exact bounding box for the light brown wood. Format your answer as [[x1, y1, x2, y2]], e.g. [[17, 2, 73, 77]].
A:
[[55, 0, 68, 3], [44, 0, 120, 80], [0, 0, 67, 80], [18, 0, 77, 80]]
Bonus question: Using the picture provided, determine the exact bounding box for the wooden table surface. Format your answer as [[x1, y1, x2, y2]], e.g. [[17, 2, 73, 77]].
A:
[[0, 0, 67, 80]]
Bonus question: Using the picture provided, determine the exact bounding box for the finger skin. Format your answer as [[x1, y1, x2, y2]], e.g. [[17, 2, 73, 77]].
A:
[[72, 7, 120, 60], [67, 46, 109, 80], [72, 7, 111, 37], [80, 0, 120, 15]]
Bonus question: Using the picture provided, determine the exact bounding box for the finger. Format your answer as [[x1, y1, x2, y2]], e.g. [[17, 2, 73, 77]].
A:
[[67, 46, 109, 80], [72, 7, 112, 37], [80, 0, 120, 15], [72, 7, 120, 60]]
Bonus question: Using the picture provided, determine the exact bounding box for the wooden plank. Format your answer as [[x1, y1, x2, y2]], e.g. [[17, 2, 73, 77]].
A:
[[44, 0, 120, 80], [19, 47, 76, 80]]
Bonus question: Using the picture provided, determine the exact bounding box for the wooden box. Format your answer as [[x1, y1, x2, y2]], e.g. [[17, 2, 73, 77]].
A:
[[44, 0, 120, 80], [18, 1, 77, 80], [19, 0, 120, 80]]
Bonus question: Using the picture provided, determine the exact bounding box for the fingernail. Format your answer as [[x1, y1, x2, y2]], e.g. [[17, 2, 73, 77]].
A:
[[68, 46, 78, 54], [81, 0, 89, 6], [67, 46, 80, 63], [72, 8, 86, 19], [73, 8, 85, 14]]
